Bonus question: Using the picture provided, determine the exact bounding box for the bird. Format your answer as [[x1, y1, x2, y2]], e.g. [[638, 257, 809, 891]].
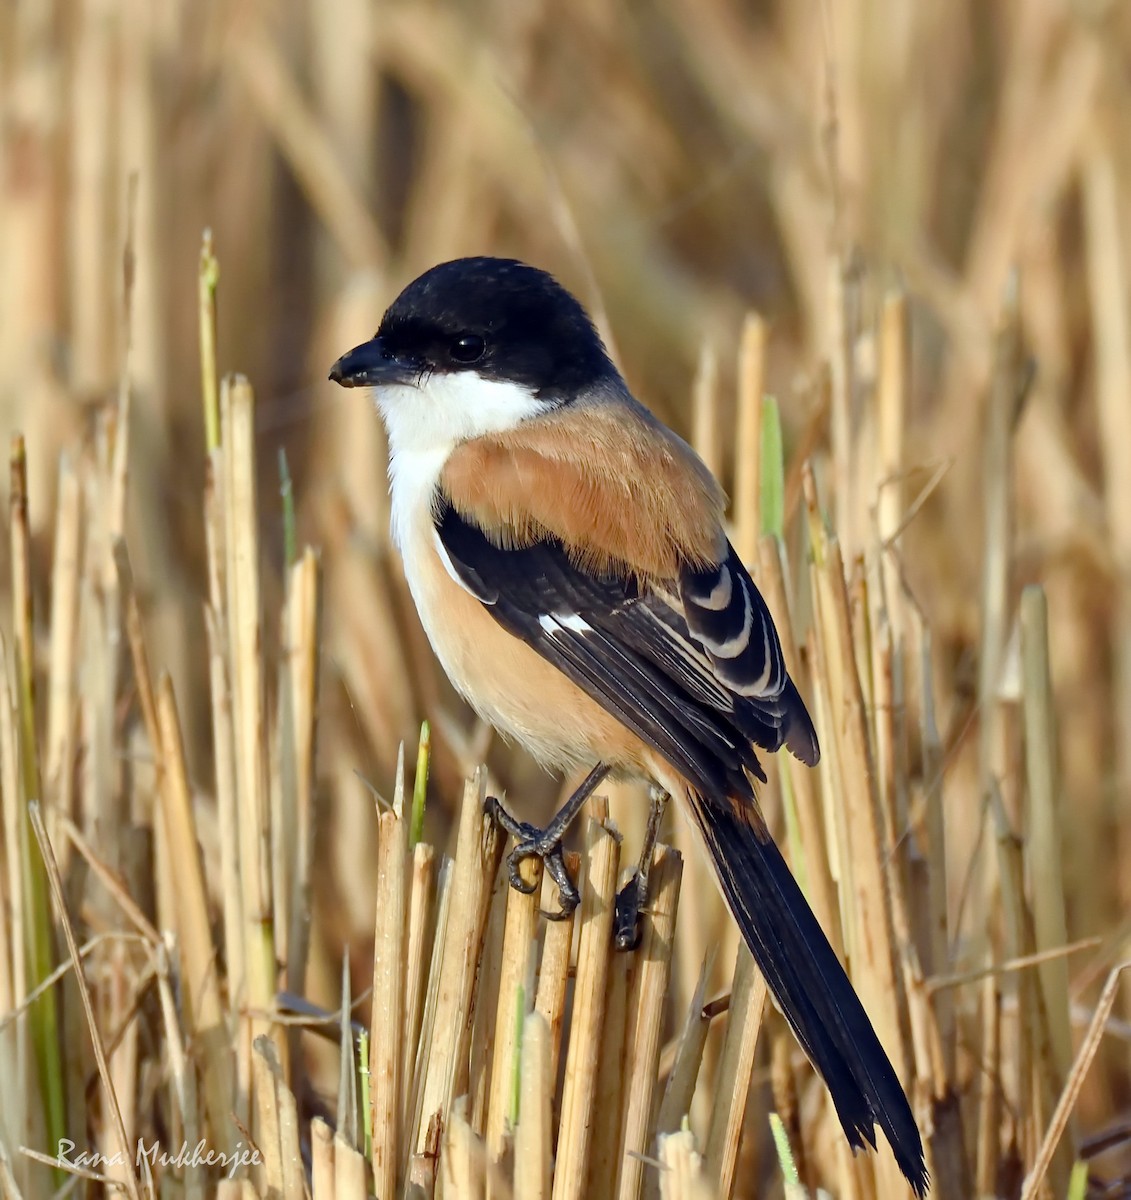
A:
[[329, 255, 928, 1195]]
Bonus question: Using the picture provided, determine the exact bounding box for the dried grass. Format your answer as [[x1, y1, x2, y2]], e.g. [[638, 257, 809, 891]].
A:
[[1, 0, 1130, 1197]]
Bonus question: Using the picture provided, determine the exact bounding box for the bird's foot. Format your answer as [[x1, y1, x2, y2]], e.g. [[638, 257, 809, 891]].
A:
[[484, 761, 611, 921], [612, 785, 669, 951], [484, 796, 579, 919]]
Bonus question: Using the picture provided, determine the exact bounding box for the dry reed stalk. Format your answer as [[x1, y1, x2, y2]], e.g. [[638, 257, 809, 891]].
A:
[[1021, 962, 1131, 1200], [756, 534, 842, 954], [654, 952, 714, 1147], [703, 949, 766, 1200], [990, 778, 1049, 1174], [154, 673, 235, 1154], [310, 0, 378, 210], [866, 603, 953, 1176], [733, 315, 766, 565], [153, 952, 198, 1198], [28, 804, 146, 1200], [198, 231, 220, 452], [1020, 587, 1071, 1084], [259, 1035, 306, 1200], [469, 863, 508, 1137], [514, 1009, 553, 1200], [658, 1130, 716, 1200], [553, 815, 621, 1200], [217, 1181, 255, 1200], [252, 1035, 283, 1197], [977, 279, 1024, 930], [617, 845, 683, 1200], [875, 293, 907, 598], [44, 457, 81, 839], [68, 0, 117, 394], [532, 850, 579, 1091], [280, 549, 323, 1060], [974, 971, 1004, 1197], [692, 342, 722, 483], [370, 807, 408, 1197], [407, 855, 454, 1163], [589, 942, 631, 1199], [222, 374, 281, 1076], [203, 464, 245, 1046], [826, 255, 857, 556], [334, 1130, 369, 1197], [403, 842, 437, 1131], [911, 608, 955, 1072], [414, 773, 503, 1153], [113, 541, 161, 772], [0, 640, 29, 1182], [804, 481, 908, 1099], [311, 1116, 334, 1198], [1081, 123, 1131, 977], [486, 855, 542, 1160]]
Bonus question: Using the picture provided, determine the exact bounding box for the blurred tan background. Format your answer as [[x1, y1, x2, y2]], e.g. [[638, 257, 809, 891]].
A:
[[2, 0, 1130, 1187]]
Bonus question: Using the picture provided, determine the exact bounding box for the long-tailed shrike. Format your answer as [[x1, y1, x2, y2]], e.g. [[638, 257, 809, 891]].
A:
[[330, 256, 927, 1194]]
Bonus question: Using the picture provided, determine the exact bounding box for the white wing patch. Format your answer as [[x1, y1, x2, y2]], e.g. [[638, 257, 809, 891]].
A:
[[540, 612, 592, 636]]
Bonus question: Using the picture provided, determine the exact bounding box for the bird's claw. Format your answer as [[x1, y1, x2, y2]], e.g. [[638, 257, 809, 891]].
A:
[[613, 870, 649, 950], [486, 795, 581, 920]]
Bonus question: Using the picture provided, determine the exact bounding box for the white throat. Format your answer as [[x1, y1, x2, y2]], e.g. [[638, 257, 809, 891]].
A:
[[374, 371, 551, 555]]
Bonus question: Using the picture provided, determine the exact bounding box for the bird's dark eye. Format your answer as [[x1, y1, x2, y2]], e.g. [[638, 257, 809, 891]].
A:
[[450, 333, 486, 364]]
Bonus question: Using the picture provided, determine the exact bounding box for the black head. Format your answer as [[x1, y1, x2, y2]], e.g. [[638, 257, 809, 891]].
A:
[[329, 257, 616, 402]]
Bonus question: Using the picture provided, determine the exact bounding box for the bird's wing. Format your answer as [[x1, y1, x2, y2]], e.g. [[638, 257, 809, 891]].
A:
[[433, 492, 818, 806]]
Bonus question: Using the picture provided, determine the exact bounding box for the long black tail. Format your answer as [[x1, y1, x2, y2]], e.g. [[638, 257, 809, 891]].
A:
[[689, 789, 929, 1196]]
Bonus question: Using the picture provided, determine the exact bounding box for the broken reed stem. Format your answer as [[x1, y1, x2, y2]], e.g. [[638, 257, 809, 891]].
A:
[[311, 1116, 334, 1199], [402, 840, 436, 1135], [414, 772, 503, 1153], [704, 948, 767, 1199], [658, 1129, 716, 1200], [533, 850, 580, 1086], [155, 673, 235, 1156], [617, 845, 683, 1200], [222, 374, 280, 1076], [370, 808, 408, 1197], [655, 952, 714, 1143], [407, 855, 453, 1162], [203, 460, 245, 1056], [282, 550, 322, 1059], [589, 933, 630, 1198], [553, 816, 621, 1200], [487, 854, 543, 1160], [515, 1009, 553, 1200]]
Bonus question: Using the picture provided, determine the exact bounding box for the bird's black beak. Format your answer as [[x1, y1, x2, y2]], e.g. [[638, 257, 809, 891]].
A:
[[328, 337, 416, 388]]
